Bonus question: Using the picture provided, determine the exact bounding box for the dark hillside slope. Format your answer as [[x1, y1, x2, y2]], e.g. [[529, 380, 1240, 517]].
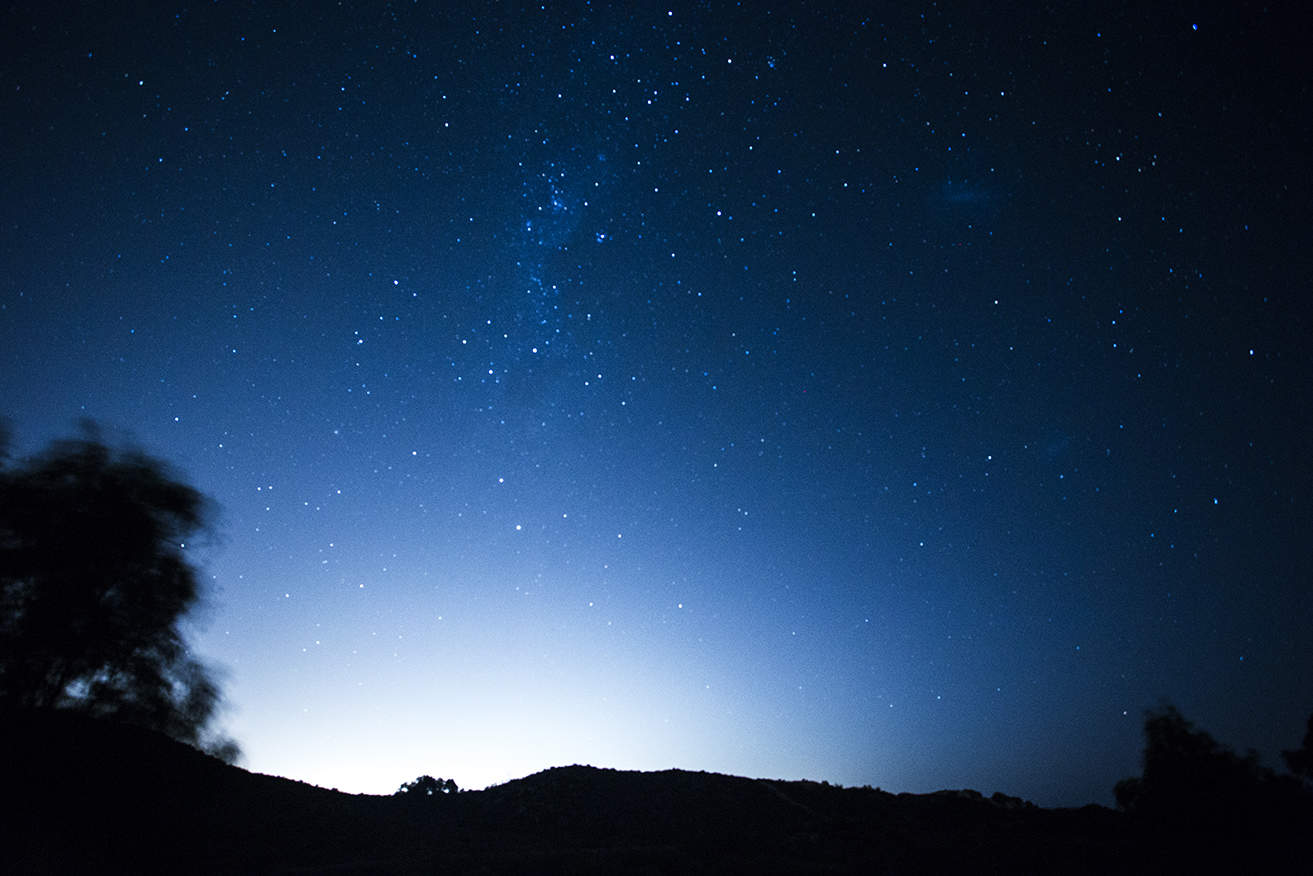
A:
[[6, 710, 1291, 874], [2, 710, 412, 873], [461, 765, 1136, 873]]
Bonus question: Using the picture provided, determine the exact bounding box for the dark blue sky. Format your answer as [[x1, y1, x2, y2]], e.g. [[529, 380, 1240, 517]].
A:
[[3, 2, 1309, 806]]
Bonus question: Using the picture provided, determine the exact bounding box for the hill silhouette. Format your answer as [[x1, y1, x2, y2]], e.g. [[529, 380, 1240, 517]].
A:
[[2, 709, 1305, 874]]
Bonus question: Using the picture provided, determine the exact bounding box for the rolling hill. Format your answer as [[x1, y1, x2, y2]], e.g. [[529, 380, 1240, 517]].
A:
[[0, 710, 1297, 873]]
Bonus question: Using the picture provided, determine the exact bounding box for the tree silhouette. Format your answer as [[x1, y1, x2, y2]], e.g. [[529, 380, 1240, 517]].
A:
[[1114, 704, 1280, 827], [1115, 702, 1312, 872], [1282, 712, 1313, 785], [396, 775, 459, 797], [0, 423, 238, 761]]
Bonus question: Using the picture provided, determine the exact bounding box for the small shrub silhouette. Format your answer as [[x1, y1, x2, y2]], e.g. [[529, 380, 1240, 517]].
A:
[[396, 775, 459, 797]]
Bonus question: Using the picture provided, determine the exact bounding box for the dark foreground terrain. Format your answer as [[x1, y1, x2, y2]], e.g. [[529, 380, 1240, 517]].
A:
[[1, 712, 1302, 874]]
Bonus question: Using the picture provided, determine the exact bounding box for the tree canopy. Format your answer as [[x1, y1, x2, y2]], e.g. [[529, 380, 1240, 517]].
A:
[[0, 423, 237, 761], [396, 775, 460, 797], [1282, 713, 1313, 785], [1114, 702, 1312, 871]]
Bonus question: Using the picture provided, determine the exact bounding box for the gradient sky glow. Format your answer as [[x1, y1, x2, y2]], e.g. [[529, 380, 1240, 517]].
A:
[[3, 3, 1310, 807]]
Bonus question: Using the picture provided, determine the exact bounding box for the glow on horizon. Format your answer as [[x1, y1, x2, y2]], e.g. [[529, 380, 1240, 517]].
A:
[[216, 627, 865, 796]]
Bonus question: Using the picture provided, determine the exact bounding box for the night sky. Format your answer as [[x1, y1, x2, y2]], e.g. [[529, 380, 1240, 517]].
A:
[[3, 2, 1310, 808]]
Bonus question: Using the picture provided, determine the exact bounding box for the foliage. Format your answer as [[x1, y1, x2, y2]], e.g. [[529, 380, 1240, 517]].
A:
[[0, 423, 238, 761], [396, 775, 459, 797], [1115, 702, 1312, 854], [1281, 712, 1313, 784]]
